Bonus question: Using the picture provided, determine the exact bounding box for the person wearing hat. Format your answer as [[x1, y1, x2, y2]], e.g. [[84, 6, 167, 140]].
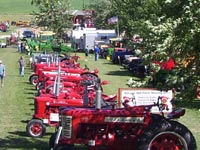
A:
[[0, 60, 5, 87]]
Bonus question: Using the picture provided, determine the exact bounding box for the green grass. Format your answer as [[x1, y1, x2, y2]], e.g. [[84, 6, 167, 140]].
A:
[[0, 0, 90, 14], [0, 47, 200, 149], [0, 0, 37, 15], [0, 0, 90, 21], [0, 0, 200, 149], [0, 47, 47, 149]]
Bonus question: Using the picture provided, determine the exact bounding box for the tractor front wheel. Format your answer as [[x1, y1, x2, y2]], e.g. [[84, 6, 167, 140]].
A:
[[26, 119, 46, 138], [137, 120, 197, 150], [30, 75, 39, 86]]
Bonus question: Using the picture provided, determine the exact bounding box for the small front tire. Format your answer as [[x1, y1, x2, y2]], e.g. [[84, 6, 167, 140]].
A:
[[26, 119, 46, 138], [30, 75, 39, 86]]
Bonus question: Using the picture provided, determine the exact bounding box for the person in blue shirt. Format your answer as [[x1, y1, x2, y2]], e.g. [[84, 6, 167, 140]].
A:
[[0, 60, 5, 87], [94, 46, 100, 61]]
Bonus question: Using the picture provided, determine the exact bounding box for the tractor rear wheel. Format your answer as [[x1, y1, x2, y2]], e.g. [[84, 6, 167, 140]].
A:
[[26, 119, 46, 138], [137, 120, 197, 150], [81, 73, 98, 82]]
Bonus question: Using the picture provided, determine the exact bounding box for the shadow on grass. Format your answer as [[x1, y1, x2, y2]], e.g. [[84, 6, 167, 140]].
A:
[[106, 70, 133, 76], [102, 62, 118, 65], [27, 97, 35, 100], [24, 86, 36, 90], [23, 81, 33, 85], [0, 135, 49, 150], [21, 120, 30, 124]]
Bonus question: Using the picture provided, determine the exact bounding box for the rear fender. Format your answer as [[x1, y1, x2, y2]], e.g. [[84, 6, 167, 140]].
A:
[[167, 108, 185, 119]]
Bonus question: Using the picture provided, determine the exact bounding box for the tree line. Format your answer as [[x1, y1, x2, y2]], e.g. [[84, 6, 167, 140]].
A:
[[31, 0, 200, 101]]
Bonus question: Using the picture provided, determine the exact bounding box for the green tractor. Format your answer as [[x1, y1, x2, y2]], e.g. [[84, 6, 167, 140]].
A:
[[25, 31, 75, 55], [39, 31, 55, 52]]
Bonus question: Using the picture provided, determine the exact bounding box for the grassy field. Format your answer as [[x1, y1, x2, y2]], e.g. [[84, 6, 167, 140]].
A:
[[0, 47, 200, 150], [0, 0, 90, 14], [0, 0, 200, 149], [0, 0, 37, 15], [0, 47, 132, 150], [0, 0, 90, 21]]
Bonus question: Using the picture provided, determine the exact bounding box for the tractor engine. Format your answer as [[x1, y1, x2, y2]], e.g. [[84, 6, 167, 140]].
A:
[[57, 106, 151, 150]]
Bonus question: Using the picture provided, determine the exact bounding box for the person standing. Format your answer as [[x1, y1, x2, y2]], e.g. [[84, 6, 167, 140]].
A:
[[0, 60, 5, 87], [18, 56, 25, 77], [94, 46, 100, 61], [85, 46, 89, 61], [17, 40, 22, 53]]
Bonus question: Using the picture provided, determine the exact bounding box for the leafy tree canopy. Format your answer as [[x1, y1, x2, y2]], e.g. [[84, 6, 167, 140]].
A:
[[106, 0, 200, 100], [31, 0, 73, 38]]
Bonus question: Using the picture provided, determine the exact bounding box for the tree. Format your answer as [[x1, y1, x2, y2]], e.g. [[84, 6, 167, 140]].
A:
[[143, 0, 200, 100], [87, 0, 113, 29], [112, 0, 200, 100], [111, 0, 160, 38], [159, 0, 200, 100], [31, 0, 73, 38]]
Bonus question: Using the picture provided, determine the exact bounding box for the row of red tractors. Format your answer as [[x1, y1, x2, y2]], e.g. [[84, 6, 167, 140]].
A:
[[26, 54, 117, 138]]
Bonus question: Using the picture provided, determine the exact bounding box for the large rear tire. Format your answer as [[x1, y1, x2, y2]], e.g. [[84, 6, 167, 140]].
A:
[[137, 119, 197, 150], [26, 119, 46, 138], [81, 73, 98, 82]]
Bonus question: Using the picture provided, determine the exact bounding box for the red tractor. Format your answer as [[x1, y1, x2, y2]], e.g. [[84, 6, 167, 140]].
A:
[[0, 23, 7, 32], [29, 61, 98, 86], [49, 79, 197, 150], [34, 67, 100, 97], [26, 70, 117, 138]]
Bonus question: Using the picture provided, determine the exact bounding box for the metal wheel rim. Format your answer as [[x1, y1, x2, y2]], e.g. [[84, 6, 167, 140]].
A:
[[149, 132, 188, 150], [29, 123, 43, 136]]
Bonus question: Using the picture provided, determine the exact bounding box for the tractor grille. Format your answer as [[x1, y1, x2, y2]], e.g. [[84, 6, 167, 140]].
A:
[[61, 116, 72, 138]]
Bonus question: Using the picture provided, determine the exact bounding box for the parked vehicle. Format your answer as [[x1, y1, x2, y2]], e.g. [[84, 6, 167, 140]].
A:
[[122, 56, 149, 77], [26, 75, 117, 138], [16, 21, 30, 27], [71, 27, 116, 51], [0, 38, 7, 48], [49, 79, 197, 150], [29, 54, 98, 86], [0, 23, 7, 32], [22, 30, 34, 38], [111, 48, 134, 64]]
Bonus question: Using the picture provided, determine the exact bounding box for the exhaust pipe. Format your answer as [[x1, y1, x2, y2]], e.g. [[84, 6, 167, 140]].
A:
[[96, 78, 102, 110]]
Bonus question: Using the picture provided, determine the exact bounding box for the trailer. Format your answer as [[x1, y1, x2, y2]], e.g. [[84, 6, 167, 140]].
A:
[[71, 27, 117, 51]]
